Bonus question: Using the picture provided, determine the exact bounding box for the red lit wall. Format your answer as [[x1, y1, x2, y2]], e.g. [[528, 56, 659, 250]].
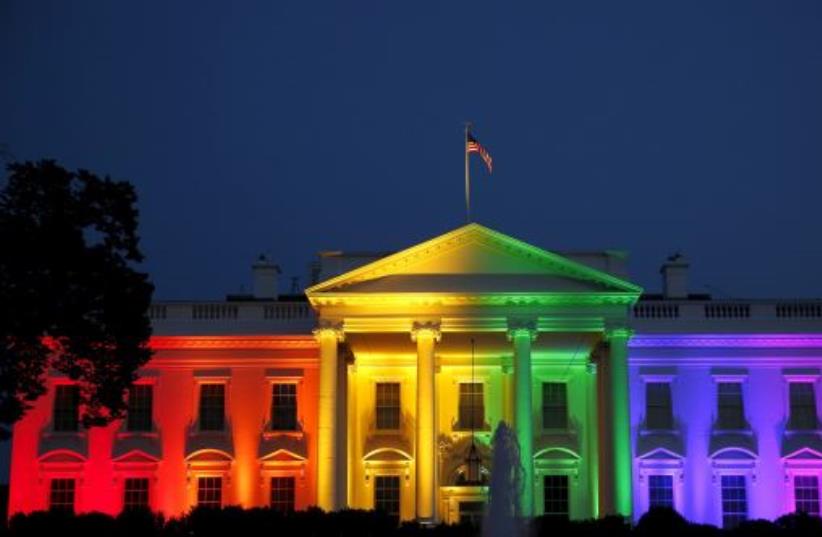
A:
[[8, 336, 319, 517]]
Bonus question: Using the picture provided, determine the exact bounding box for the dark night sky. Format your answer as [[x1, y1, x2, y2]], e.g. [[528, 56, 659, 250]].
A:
[[2, 1, 822, 300]]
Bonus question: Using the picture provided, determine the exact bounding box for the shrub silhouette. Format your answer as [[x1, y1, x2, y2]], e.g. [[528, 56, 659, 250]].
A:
[[3, 508, 822, 537]]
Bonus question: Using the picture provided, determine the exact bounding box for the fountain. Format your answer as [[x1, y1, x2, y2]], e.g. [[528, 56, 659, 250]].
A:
[[483, 421, 525, 537]]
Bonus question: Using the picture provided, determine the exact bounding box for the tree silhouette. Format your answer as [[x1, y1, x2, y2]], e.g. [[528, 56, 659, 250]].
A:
[[0, 159, 154, 437]]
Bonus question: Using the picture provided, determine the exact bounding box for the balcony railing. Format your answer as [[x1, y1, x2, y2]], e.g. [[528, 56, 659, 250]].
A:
[[632, 299, 822, 328], [149, 300, 315, 335]]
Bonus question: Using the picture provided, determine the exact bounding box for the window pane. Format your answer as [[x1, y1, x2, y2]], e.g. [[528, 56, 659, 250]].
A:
[[53, 385, 80, 432], [197, 476, 222, 508], [458, 383, 484, 430], [199, 384, 225, 431], [648, 475, 674, 509], [124, 478, 150, 510], [795, 475, 820, 516], [270, 476, 295, 512], [542, 383, 568, 429], [717, 383, 745, 430], [271, 384, 298, 431], [721, 475, 747, 529], [375, 383, 401, 430], [646, 382, 673, 430], [49, 478, 75, 512], [374, 475, 400, 522], [789, 383, 818, 431], [543, 475, 569, 520], [127, 385, 153, 432]]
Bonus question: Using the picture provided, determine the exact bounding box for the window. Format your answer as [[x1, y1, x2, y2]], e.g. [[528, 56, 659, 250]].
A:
[[789, 383, 818, 430], [123, 478, 150, 510], [543, 475, 569, 520], [646, 382, 673, 430], [271, 384, 298, 431], [375, 383, 400, 430], [794, 475, 820, 515], [270, 476, 295, 512], [648, 475, 674, 509], [717, 382, 745, 430], [720, 475, 747, 529], [542, 382, 568, 429], [197, 476, 222, 508], [49, 478, 75, 512], [374, 475, 400, 521], [53, 385, 80, 432], [127, 385, 153, 432], [199, 384, 225, 431], [458, 383, 484, 430], [458, 501, 485, 526]]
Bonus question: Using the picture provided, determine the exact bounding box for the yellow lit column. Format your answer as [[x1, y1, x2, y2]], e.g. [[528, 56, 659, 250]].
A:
[[314, 323, 345, 511], [412, 322, 441, 523], [508, 321, 536, 517]]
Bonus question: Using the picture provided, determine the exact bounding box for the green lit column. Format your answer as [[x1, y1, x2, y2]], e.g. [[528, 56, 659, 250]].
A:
[[508, 321, 536, 517], [605, 328, 633, 517], [585, 360, 599, 519]]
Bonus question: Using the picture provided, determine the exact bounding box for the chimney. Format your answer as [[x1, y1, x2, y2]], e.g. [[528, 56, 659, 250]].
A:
[[660, 253, 689, 299], [252, 254, 281, 300]]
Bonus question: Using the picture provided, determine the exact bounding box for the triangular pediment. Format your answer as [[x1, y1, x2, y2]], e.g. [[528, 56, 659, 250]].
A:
[[307, 224, 640, 301]]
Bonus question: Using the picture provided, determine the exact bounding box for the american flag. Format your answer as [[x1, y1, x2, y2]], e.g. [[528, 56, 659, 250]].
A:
[[466, 132, 493, 174]]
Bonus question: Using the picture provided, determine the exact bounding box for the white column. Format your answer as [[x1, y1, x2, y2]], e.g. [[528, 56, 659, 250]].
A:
[[412, 322, 440, 523], [314, 323, 344, 511]]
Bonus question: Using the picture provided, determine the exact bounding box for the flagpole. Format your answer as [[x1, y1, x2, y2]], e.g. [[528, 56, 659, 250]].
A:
[[464, 123, 470, 223]]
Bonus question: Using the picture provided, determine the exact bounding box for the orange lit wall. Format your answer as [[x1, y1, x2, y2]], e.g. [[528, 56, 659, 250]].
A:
[[8, 335, 319, 517]]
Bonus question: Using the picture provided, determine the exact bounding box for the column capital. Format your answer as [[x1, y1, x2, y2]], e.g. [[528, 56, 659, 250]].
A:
[[411, 321, 441, 343], [604, 326, 634, 342], [507, 319, 537, 341], [313, 321, 345, 342]]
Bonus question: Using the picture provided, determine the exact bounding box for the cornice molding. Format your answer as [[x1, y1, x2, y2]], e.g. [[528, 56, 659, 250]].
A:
[[149, 336, 317, 351], [630, 334, 822, 349], [309, 292, 638, 308]]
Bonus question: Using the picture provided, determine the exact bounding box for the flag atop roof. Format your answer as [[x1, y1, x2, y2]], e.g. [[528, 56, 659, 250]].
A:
[[466, 132, 493, 174]]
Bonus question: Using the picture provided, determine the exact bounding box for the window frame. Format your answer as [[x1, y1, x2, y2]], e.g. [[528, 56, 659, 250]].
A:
[[52, 384, 81, 433], [793, 474, 821, 516], [197, 382, 227, 432], [270, 382, 299, 432], [196, 475, 224, 509], [123, 477, 151, 511], [542, 474, 570, 520], [647, 474, 675, 510], [786, 378, 819, 431], [375, 382, 402, 432], [719, 474, 748, 529], [373, 474, 401, 521], [644, 379, 674, 431], [48, 477, 76, 513], [541, 382, 568, 431], [269, 475, 296, 512], [126, 383, 154, 433], [457, 382, 485, 431]]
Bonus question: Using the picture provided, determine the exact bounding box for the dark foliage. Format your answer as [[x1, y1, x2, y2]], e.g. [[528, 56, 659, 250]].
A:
[[3, 509, 821, 537], [0, 160, 153, 437]]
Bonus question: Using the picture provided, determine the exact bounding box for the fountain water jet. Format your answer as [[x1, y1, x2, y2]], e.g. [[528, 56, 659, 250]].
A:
[[483, 421, 526, 537]]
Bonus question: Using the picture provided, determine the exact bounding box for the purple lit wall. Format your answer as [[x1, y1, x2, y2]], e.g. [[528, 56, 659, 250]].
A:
[[628, 335, 822, 526]]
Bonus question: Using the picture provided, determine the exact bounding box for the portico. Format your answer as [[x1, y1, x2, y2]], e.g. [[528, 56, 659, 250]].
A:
[[306, 223, 641, 522]]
